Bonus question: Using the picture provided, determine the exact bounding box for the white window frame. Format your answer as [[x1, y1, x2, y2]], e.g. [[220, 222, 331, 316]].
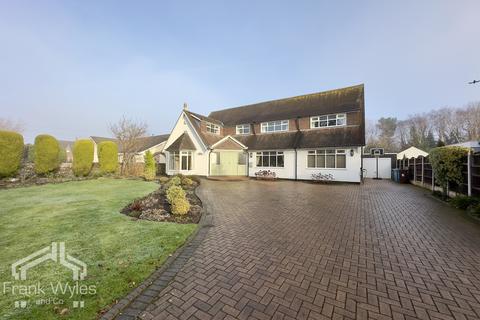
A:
[[310, 113, 346, 128], [307, 149, 346, 169], [256, 151, 284, 168], [260, 120, 289, 133], [236, 124, 251, 135], [169, 151, 180, 171], [180, 151, 193, 171], [206, 122, 220, 134]]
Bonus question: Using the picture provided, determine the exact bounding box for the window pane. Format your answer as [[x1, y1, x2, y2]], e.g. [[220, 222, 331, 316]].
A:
[[328, 118, 337, 126], [256, 155, 262, 166], [188, 153, 192, 170], [262, 154, 269, 167], [326, 155, 335, 168], [277, 154, 284, 167], [181, 155, 188, 170], [336, 155, 346, 168], [316, 154, 325, 168], [320, 120, 328, 127], [270, 155, 277, 167], [307, 155, 315, 168], [174, 153, 179, 170], [337, 115, 346, 126]]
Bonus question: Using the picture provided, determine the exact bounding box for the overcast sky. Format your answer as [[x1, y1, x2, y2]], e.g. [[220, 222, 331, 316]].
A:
[[0, 0, 479, 142]]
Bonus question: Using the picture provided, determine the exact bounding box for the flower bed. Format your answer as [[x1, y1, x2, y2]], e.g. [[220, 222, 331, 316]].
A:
[[121, 176, 203, 224]]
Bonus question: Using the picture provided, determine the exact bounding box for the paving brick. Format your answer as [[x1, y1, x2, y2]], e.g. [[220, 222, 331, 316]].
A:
[[110, 179, 480, 320]]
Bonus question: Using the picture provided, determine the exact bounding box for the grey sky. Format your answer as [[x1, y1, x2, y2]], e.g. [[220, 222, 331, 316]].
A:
[[0, 0, 479, 142]]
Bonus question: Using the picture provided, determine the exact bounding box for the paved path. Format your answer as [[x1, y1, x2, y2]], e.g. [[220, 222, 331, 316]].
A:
[[138, 180, 480, 320]]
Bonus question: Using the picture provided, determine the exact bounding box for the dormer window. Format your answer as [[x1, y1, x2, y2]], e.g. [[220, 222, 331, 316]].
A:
[[236, 124, 251, 135], [311, 113, 346, 128], [206, 122, 220, 134], [261, 120, 289, 133]]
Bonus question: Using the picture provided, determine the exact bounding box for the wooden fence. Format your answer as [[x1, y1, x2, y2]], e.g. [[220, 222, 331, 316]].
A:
[[398, 153, 480, 196]]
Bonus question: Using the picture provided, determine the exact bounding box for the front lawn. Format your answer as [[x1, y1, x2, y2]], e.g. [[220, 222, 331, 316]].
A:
[[0, 178, 197, 319]]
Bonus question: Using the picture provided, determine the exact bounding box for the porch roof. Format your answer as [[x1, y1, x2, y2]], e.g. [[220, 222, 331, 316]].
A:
[[165, 133, 196, 152]]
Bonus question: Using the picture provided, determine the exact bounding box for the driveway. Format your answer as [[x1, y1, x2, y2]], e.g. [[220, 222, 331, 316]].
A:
[[138, 179, 480, 320]]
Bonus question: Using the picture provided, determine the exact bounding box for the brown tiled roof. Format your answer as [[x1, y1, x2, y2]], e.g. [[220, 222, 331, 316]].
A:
[[184, 111, 223, 148], [208, 84, 364, 126], [90, 134, 169, 153], [185, 111, 223, 125], [212, 138, 245, 150], [234, 132, 301, 150], [232, 127, 364, 150], [165, 133, 196, 152]]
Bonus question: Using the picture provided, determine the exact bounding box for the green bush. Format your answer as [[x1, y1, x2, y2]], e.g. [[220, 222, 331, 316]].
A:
[[0, 130, 24, 177], [73, 139, 94, 176], [429, 146, 468, 198], [98, 141, 118, 174], [166, 176, 181, 187], [34, 134, 60, 174], [166, 185, 186, 203], [144, 150, 156, 181], [171, 197, 190, 215], [166, 185, 190, 215], [181, 177, 194, 187], [449, 195, 480, 210]]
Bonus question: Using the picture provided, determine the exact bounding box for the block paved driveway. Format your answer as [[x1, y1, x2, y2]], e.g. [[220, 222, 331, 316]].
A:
[[140, 179, 480, 320]]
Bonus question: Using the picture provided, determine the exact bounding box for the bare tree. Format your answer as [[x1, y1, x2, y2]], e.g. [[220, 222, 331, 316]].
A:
[[0, 118, 24, 133], [110, 116, 148, 174]]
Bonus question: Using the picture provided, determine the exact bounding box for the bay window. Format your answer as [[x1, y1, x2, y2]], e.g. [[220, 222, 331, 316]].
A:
[[307, 149, 346, 168]]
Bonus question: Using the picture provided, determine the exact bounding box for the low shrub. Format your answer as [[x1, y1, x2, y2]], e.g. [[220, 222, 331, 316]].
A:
[[181, 177, 194, 187], [73, 139, 94, 176], [166, 176, 181, 187], [143, 151, 156, 181], [166, 185, 190, 215], [449, 195, 480, 210], [171, 197, 190, 215], [0, 130, 24, 177], [166, 185, 186, 203], [34, 134, 60, 174], [98, 141, 118, 174]]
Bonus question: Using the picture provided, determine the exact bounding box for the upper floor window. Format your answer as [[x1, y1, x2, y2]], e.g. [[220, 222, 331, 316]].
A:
[[261, 120, 289, 133], [206, 122, 220, 134], [236, 124, 251, 135], [311, 113, 346, 128]]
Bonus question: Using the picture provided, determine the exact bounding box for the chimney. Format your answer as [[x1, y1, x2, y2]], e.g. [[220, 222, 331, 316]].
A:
[[183, 102, 188, 110]]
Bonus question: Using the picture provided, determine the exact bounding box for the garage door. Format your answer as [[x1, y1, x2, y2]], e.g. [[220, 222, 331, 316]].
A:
[[363, 158, 391, 179]]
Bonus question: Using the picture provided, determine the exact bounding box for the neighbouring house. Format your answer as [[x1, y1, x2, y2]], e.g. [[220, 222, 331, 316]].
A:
[[58, 140, 74, 162], [90, 134, 170, 165], [163, 84, 366, 182]]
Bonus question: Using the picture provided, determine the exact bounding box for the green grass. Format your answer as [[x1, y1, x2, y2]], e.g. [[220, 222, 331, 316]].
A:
[[0, 178, 197, 319]]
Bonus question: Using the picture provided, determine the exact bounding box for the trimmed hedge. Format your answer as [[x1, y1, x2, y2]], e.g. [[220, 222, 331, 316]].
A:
[[98, 141, 118, 174], [73, 139, 94, 176], [34, 134, 60, 174], [0, 130, 24, 177], [144, 150, 156, 181], [429, 146, 468, 197]]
